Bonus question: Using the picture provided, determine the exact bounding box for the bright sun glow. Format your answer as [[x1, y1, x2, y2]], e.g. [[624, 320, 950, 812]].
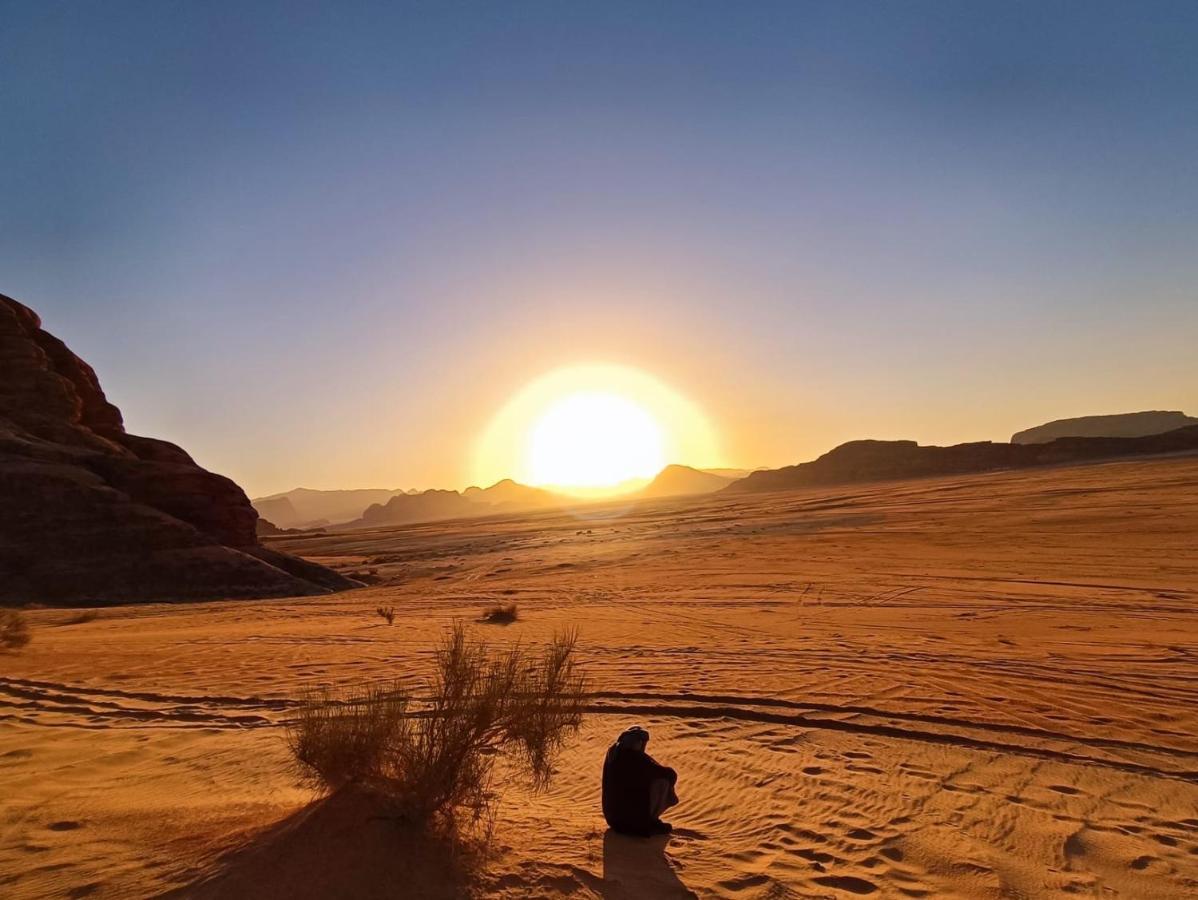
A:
[[474, 364, 721, 497], [526, 391, 666, 489]]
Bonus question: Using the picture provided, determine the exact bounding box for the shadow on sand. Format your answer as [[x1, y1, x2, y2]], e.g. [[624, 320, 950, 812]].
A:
[[160, 788, 481, 899], [162, 791, 697, 899], [601, 829, 697, 899]]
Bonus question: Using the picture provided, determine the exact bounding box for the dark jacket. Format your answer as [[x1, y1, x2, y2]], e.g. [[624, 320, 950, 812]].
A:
[[601, 743, 677, 834]]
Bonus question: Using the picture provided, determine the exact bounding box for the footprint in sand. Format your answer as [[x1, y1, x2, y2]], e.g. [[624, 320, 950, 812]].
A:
[[717, 873, 770, 891]]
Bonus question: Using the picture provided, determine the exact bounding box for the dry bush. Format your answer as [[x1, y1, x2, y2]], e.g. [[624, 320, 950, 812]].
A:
[[479, 603, 517, 624], [288, 682, 410, 790], [1, 608, 31, 651], [287, 624, 586, 829], [375, 606, 396, 626]]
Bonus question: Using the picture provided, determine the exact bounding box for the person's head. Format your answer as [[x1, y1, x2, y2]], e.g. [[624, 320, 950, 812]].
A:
[[616, 725, 649, 752]]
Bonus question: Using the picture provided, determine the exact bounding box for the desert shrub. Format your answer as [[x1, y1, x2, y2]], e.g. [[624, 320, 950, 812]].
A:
[[286, 624, 586, 828], [375, 606, 396, 625], [1, 608, 31, 651], [479, 603, 517, 624], [288, 682, 410, 789]]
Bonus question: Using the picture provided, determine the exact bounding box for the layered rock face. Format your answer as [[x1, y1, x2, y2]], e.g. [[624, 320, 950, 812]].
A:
[[726, 427, 1198, 494], [0, 294, 357, 604]]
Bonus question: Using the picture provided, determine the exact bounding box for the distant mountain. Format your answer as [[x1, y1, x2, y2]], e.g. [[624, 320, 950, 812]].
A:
[[726, 426, 1198, 494], [342, 479, 563, 530], [640, 465, 734, 498], [1012, 411, 1198, 444], [700, 467, 755, 480], [462, 478, 559, 509], [349, 489, 479, 529], [335, 466, 761, 529], [251, 487, 404, 528], [252, 495, 300, 527]]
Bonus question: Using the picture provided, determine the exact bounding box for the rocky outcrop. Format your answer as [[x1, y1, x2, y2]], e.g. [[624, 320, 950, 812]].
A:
[[0, 293, 358, 605], [256, 517, 283, 537], [1012, 411, 1198, 444], [256, 517, 322, 537], [726, 426, 1198, 494]]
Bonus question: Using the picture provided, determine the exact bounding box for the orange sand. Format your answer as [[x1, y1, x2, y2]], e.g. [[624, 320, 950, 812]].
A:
[[2, 456, 1197, 898]]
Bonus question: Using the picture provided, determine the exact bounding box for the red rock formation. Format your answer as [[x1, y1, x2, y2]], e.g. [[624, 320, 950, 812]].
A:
[[0, 293, 358, 604]]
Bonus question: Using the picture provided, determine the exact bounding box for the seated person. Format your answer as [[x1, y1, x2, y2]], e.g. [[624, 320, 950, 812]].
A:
[[602, 725, 678, 836]]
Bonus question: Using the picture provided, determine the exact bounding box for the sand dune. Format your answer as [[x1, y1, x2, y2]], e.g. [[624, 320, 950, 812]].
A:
[[2, 455, 1197, 898]]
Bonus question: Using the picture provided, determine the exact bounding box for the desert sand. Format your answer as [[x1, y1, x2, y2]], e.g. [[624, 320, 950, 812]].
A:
[[2, 455, 1197, 899]]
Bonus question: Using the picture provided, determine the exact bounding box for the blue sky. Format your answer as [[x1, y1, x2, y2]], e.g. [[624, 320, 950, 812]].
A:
[[2, 1, 1195, 495]]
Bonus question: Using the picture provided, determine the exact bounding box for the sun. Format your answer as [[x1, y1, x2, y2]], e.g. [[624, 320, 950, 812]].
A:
[[526, 391, 666, 489], [473, 364, 721, 496]]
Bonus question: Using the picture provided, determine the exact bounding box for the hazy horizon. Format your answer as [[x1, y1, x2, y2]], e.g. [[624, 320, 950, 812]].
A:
[[4, 2, 1196, 497], [251, 462, 729, 501]]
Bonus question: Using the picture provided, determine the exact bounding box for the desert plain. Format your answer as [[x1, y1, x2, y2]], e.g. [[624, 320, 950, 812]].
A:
[[2, 455, 1197, 899]]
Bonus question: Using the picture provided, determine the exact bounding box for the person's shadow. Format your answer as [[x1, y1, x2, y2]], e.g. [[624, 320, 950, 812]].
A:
[[601, 829, 697, 898]]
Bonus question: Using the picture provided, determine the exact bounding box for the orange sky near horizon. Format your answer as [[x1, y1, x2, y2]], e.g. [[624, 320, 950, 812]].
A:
[[23, 257, 1195, 500]]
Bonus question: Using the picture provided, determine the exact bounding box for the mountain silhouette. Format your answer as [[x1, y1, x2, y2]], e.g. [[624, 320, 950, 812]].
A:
[[727, 427, 1198, 494], [462, 478, 559, 509], [1011, 410, 1198, 444], [342, 480, 563, 530], [252, 487, 405, 528], [639, 465, 734, 498]]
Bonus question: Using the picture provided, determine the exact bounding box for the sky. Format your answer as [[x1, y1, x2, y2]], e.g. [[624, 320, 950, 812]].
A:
[[2, 1, 1196, 497]]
